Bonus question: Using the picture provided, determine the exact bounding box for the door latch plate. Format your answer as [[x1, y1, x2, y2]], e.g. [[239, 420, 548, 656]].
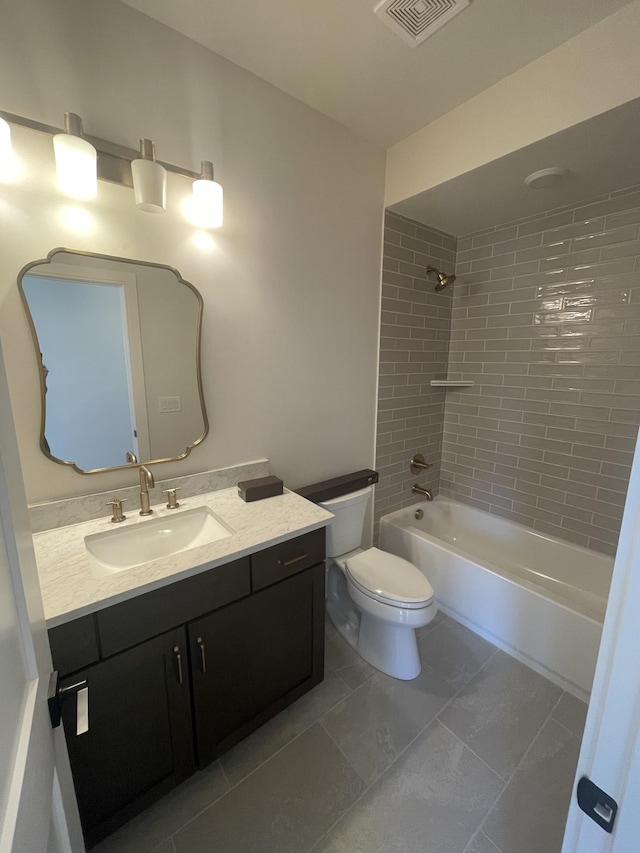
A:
[[577, 776, 618, 833]]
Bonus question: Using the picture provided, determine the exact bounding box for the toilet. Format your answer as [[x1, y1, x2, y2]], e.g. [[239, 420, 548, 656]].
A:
[[319, 486, 436, 680]]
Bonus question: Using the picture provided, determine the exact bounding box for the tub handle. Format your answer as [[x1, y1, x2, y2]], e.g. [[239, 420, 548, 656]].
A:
[[410, 454, 431, 474]]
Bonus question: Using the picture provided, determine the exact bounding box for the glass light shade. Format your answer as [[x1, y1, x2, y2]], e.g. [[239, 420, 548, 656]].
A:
[[0, 117, 11, 161], [191, 177, 223, 229], [52, 132, 97, 200], [131, 158, 167, 213]]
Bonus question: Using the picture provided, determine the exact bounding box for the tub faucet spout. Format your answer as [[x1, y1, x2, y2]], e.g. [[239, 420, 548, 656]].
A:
[[412, 484, 433, 501], [139, 465, 155, 515]]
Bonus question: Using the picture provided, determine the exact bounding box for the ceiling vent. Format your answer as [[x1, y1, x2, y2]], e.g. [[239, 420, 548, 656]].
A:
[[374, 0, 470, 47]]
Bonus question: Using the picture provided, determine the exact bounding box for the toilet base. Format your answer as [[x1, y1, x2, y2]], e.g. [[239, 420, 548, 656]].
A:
[[327, 600, 426, 681], [358, 611, 422, 680]]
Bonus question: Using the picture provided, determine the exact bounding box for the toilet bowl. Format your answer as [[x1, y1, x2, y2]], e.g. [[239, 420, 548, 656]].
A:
[[319, 487, 436, 680]]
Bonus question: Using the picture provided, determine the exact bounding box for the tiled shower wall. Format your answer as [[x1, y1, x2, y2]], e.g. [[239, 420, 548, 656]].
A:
[[374, 212, 455, 539], [441, 187, 640, 556], [375, 188, 640, 555]]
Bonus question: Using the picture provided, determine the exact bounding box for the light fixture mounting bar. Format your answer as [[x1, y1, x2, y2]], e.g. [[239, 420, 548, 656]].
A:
[[0, 109, 201, 183]]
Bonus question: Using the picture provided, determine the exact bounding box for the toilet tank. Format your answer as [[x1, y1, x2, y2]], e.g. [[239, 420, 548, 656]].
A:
[[318, 486, 372, 558]]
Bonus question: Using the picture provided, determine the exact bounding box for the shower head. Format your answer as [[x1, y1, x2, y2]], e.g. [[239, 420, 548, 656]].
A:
[[434, 273, 456, 292], [426, 265, 456, 293]]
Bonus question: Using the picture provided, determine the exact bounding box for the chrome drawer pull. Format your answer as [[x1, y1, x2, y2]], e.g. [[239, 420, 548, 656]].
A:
[[197, 636, 206, 673], [173, 646, 183, 684], [278, 552, 308, 568], [59, 679, 89, 735]]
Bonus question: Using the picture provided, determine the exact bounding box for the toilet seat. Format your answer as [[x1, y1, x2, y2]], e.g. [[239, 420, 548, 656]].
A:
[[345, 547, 434, 610]]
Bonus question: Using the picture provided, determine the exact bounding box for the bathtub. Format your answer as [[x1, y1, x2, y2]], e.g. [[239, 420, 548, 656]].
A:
[[378, 498, 614, 700]]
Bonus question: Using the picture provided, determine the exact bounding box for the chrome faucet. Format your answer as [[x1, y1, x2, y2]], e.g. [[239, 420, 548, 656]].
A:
[[139, 466, 155, 515], [412, 484, 433, 501]]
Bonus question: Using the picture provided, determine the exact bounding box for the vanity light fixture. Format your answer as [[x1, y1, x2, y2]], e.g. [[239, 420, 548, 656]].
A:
[[131, 138, 167, 213], [52, 112, 98, 200], [191, 160, 223, 229], [0, 108, 223, 225]]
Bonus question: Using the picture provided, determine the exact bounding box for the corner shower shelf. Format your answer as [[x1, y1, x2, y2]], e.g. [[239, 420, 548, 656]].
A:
[[430, 380, 475, 387]]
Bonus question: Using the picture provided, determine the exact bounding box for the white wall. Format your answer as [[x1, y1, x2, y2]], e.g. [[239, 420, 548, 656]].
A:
[[0, 0, 386, 503], [385, 0, 640, 208]]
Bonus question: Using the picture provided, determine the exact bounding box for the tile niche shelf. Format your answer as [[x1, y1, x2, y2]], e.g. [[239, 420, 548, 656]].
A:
[[430, 380, 475, 387]]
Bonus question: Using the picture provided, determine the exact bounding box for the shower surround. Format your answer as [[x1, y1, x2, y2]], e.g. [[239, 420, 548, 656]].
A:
[[376, 187, 640, 555], [374, 213, 455, 539]]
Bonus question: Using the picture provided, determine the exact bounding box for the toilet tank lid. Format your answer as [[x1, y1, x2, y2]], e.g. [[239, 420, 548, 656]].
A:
[[346, 547, 434, 604]]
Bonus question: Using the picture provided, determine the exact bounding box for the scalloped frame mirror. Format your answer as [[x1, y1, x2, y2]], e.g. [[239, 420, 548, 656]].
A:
[[18, 248, 208, 474]]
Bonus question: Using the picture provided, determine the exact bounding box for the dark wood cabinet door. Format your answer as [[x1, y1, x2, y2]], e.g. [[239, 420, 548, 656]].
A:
[[61, 626, 195, 847], [189, 563, 324, 766]]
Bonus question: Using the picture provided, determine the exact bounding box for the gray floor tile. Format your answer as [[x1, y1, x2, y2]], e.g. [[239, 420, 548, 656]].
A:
[[93, 762, 228, 853], [328, 719, 503, 853], [322, 667, 456, 785], [552, 692, 588, 738], [309, 836, 340, 852], [150, 842, 175, 853], [464, 832, 501, 853], [438, 651, 562, 780], [483, 718, 580, 853], [220, 670, 352, 786], [418, 617, 497, 689], [334, 656, 377, 689], [174, 724, 364, 853], [324, 630, 364, 672]]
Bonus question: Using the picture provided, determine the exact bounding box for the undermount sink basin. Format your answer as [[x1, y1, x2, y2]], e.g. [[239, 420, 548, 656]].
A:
[[85, 506, 235, 576]]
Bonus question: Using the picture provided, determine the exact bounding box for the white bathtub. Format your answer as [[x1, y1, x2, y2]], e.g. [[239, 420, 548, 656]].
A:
[[378, 498, 614, 700]]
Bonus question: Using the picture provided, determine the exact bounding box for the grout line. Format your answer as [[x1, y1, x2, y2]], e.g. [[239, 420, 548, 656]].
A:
[[159, 673, 361, 851], [206, 658, 365, 796], [547, 709, 586, 741], [313, 643, 504, 853], [462, 829, 504, 853], [474, 690, 568, 849], [313, 641, 505, 848], [436, 720, 506, 784], [168, 633, 568, 853], [218, 759, 232, 790]]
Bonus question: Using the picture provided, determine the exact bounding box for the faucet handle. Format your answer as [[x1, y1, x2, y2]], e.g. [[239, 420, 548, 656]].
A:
[[410, 454, 432, 474], [162, 488, 181, 509], [106, 498, 128, 523]]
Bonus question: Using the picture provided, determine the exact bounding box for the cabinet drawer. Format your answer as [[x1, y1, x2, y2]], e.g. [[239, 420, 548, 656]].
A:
[[49, 614, 100, 676], [251, 528, 325, 592], [97, 557, 251, 658]]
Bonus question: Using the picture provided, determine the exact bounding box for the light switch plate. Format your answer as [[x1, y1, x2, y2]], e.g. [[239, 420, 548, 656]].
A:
[[158, 396, 181, 412]]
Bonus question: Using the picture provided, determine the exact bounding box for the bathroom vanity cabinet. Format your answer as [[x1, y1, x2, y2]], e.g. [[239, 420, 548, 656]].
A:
[[48, 527, 326, 847]]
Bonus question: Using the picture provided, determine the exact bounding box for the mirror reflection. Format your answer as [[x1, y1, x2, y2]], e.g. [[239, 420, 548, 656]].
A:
[[18, 249, 208, 473]]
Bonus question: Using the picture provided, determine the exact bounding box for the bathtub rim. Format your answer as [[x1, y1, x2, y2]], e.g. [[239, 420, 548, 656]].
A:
[[379, 497, 611, 623]]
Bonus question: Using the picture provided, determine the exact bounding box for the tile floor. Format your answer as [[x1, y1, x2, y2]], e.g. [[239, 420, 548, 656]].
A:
[[94, 612, 587, 853]]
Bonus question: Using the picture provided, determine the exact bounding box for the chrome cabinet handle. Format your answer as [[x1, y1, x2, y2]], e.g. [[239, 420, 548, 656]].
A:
[[197, 636, 206, 673], [278, 552, 308, 568], [173, 645, 183, 684], [59, 679, 89, 736]]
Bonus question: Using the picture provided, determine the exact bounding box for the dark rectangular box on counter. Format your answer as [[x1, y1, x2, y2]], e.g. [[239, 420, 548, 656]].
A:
[[238, 475, 284, 502]]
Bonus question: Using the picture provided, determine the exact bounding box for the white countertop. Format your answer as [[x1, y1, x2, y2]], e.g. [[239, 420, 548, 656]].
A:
[[34, 488, 333, 628]]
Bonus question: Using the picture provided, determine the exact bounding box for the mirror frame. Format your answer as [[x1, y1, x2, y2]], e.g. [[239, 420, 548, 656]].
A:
[[18, 247, 209, 475]]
